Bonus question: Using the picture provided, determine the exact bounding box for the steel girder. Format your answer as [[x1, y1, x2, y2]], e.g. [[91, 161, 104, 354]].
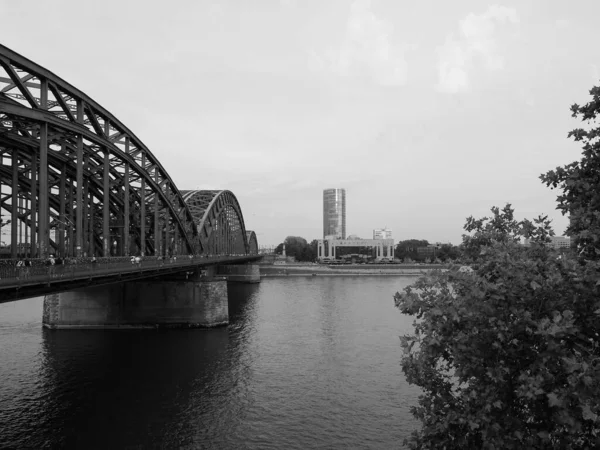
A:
[[0, 44, 201, 258], [180, 190, 255, 256]]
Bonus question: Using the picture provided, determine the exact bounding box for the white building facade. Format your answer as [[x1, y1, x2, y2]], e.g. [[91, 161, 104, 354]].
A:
[[523, 236, 571, 249], [317, 238, 394, 262], [373, 228, 392, 240]]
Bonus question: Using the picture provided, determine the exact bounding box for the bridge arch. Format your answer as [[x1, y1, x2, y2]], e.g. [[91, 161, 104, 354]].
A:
[[246, 231, 258, 255], [180, 190, 256, 256], [0, 44, 255, 259]]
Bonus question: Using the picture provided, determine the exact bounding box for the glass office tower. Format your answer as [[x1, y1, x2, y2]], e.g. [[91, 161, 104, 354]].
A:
[[323, 188, 346, 239]]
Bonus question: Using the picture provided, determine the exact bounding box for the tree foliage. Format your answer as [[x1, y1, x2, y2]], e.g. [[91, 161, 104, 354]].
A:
[[395, 85, 600, 449], [435, 244, 460, 262], [395, 240, 430, 261], [461, 204, 554, 260], [395, 208, 600, 449], [396, 239, 460, 262], [274, 236, 317, 262], [542, 85, 600, 258]]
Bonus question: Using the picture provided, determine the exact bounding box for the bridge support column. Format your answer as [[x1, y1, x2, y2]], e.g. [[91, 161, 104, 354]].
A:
[[42, 274, 229, 329], [217, 264, 261, 283]]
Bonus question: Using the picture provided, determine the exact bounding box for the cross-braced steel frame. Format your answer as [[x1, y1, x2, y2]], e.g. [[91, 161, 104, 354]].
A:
[[181, 190, 256, 255], [0, 44, 257, 259]]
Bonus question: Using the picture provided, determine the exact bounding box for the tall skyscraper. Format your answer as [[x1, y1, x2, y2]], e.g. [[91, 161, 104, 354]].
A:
[[323, 188, 346, 239]]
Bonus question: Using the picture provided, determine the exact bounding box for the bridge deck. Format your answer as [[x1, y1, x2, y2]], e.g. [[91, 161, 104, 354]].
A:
[[0, 255, 261, 303]]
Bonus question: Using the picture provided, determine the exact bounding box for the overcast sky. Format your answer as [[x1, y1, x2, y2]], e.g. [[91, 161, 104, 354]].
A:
[[2, 0, 599, 246]]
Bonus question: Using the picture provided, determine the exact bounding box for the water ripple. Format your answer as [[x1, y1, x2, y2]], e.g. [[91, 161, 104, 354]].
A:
[[0, 277, 420, 448]]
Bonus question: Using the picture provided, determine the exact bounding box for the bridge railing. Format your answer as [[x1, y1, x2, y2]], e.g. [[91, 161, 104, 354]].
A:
[[0, 255, 253, 288]]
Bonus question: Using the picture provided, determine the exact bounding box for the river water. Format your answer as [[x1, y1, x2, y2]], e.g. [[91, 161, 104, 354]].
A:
[[0, 276, 421, 449]]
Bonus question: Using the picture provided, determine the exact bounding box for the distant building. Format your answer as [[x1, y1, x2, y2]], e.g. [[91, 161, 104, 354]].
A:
[[550, 236, 571, 249], [523, 236, 571, 249], [317, 237, 394, 262], [323, 188, 346, 239], [416, 242, 451, 258], [417, 247, 436, 256], [319, 188, 398, 261], [373, 228, 392, 240]]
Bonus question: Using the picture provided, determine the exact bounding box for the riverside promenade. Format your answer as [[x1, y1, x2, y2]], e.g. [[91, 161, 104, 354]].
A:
[[259, 263, 440, 277]]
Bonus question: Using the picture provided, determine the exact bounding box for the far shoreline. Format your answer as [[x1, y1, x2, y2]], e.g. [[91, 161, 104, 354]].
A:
[[259, 263, 442, 277]]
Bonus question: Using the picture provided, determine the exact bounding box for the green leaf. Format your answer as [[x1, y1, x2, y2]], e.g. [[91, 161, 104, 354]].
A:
[[399, 336, 408, 348], [514, 430, 522, 440], [562, 357, 580, 374], [530, 281, 541, 290], [553, 312, 562, 323], [547, 392, 561, 407], [581, 404, 597, 421]]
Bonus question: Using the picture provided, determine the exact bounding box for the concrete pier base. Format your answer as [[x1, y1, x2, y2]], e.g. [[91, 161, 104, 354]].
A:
[[42, 277, 229, 329], [218, 264, 260, 283]]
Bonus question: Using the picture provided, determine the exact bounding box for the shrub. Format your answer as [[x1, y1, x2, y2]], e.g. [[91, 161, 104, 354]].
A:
[[395, 207, 600, 448]]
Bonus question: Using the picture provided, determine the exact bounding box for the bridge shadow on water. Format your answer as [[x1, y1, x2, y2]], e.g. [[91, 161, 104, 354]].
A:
[[227, 283, 261, 322], [13, 284, 262, 449]]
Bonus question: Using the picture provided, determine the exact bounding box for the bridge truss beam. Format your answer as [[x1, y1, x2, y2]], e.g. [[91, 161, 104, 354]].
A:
[[181, 190, 253, 256], [0, 45, 258, 260], [0, 45, 204, 258]]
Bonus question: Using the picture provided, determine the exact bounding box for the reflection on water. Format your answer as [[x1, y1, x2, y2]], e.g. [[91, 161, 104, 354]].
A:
[[0, 277, 420, 449]]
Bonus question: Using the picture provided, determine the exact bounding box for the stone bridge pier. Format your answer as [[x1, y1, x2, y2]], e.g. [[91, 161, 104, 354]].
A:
[[216, 264, 260, 283], [43, 264, 260, 329]]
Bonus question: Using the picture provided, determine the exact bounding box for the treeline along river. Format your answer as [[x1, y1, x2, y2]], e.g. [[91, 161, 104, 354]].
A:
[[0, 276, 421, 449]]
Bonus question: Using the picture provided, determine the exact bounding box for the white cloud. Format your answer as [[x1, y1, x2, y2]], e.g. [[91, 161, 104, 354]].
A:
[[436, 5, 518, 93], [318, 0, 407, 86]]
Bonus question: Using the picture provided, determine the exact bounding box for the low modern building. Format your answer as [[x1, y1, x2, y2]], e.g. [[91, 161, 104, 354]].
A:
[[550, 236, 571, 249], [415, 243, 452, 259], [317, 237, 394, 262], [416, 246, 436, 256], [523, 236, 571, 249]]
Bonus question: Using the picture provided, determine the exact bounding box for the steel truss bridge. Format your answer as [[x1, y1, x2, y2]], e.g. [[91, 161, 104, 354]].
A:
[[0, 44, 259, 300]]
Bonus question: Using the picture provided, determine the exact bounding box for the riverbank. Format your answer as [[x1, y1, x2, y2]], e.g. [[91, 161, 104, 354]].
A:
[[259, 263, 441, 277]]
